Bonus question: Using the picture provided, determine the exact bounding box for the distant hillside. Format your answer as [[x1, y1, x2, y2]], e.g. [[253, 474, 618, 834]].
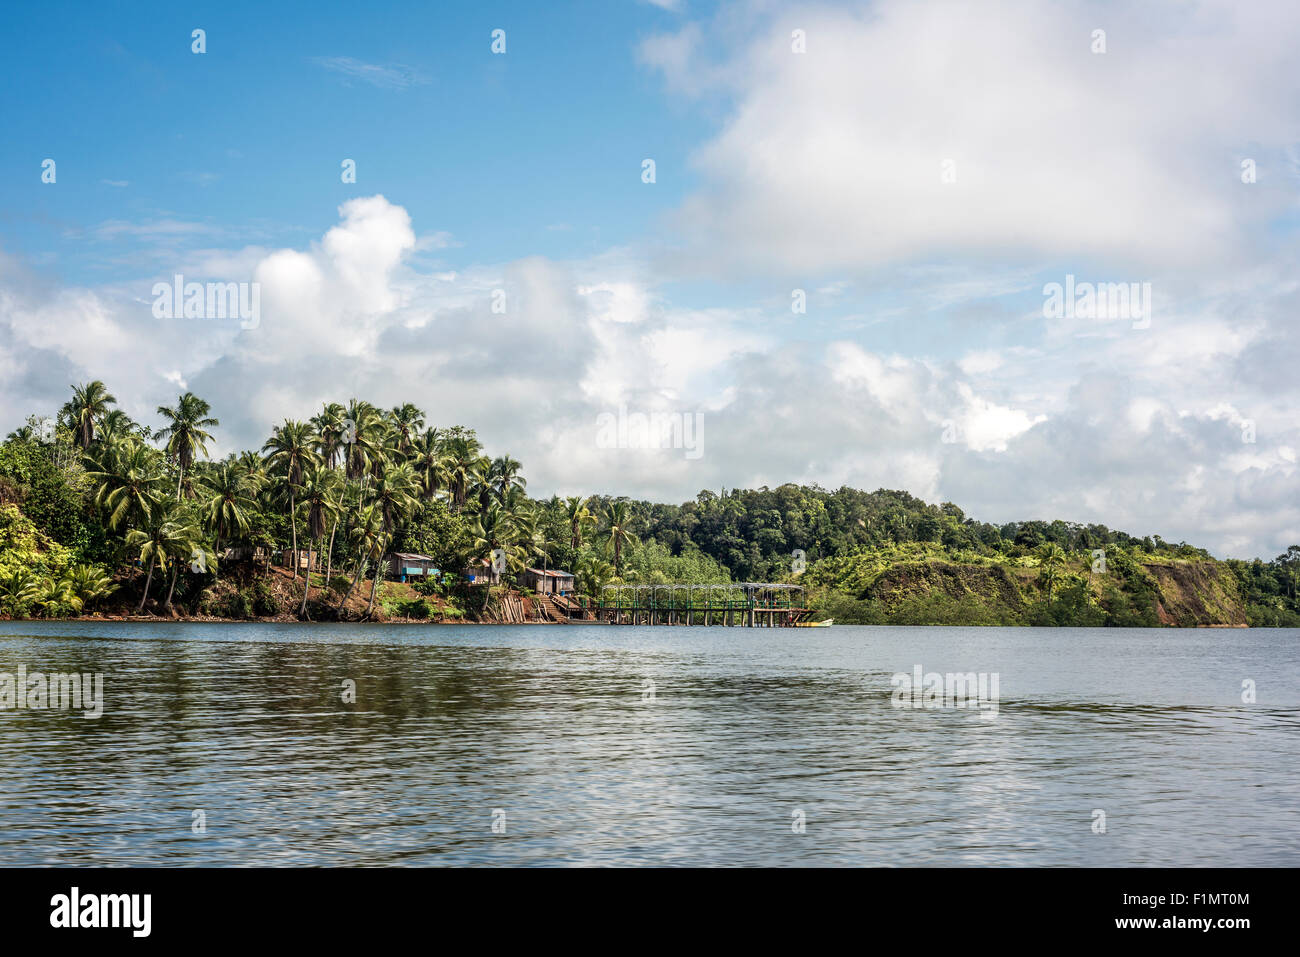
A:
[[612, 487, 1297, 627]]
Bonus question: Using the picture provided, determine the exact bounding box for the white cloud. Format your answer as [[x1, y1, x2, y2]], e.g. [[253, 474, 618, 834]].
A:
[[645, 0, 1300, 277]]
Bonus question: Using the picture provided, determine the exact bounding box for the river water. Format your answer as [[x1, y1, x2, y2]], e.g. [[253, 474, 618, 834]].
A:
[[1, 621, 1296, 866]]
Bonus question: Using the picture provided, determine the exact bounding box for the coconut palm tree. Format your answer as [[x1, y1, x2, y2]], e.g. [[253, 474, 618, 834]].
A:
[[98, 409, 145, 445], [490, 455, 526, 505], [603, 500, 638, 576], [156, 392, 219, 498], [575, 554, 615, 599], [198, 463, 255, 562], [296, 463, 342, 617], [160, 519, 209, 612], [84, 439, 166, 532], [263, 420, 319, 579], [564, 496, 594, 553], [410, 428, 447, 501], [387, 403, 426, 458], [442, 435, 485, 513], [341, 400, 387, 483], [126, 509, 176, 613], [337, 502, 384, 615], [1037, 542, 1067, 604], [61, 380, 116, 449], [311, 403, 349, 470]]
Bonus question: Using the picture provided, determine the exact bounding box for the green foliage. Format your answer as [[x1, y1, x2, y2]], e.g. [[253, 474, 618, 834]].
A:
[[4, 382, 1298, 626]]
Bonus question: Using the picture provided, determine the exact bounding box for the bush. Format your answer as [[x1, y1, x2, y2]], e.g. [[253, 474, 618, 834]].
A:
[[221, 590, 254, 619], [250, 578, 280, 616], [396, 597, 431, 619]]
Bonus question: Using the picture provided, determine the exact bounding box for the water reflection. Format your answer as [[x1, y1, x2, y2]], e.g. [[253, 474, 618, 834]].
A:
[[1, 623, 1297, 866]]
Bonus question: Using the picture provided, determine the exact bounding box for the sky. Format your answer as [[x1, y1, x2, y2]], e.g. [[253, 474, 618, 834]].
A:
[[1, 0, 1298, 559]]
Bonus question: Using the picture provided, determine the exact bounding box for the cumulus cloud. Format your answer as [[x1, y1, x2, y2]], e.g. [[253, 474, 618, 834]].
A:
[[644, 0, 1300, 276], [5, 0, 1300, 561]]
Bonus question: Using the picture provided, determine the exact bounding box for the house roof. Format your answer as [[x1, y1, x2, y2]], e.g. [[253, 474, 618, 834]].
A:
[[524, 568, 575, 578], [391, 552, 436, 562]]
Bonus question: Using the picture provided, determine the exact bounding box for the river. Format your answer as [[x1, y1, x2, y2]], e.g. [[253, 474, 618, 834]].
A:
[[1, 621, 1296, 866]]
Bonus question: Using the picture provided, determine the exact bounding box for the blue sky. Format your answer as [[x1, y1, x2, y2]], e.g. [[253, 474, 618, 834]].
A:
[[2, 0, 706, 279], [2, 0, 1299, 558]]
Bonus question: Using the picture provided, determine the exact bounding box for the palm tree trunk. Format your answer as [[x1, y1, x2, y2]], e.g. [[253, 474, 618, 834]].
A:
[[299, 540, 315, 618], [289, 489, 299, 579], [338, 558, 367, 614], [365, 545, 385, 619], [137, 556, 156, 613], [164, 561, 180, 610], [324, 519, 338, 590]]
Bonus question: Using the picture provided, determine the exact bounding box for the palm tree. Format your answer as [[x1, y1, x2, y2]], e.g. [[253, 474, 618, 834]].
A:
[[1037, 542, 1067, 604], [490, 455, 526, 504], [0, 568, 41, 617], [61, 381, 116, 449], [63, 564, 118, 612], [199, 463, 254, 562], [156, 392, 219, 498], [565, 496, 594, 553], [360, 462, 419, 618], [443, 435, 485, 513], [160, 519, 209, 612], [98, 409, 144, 445], [126, 510, 175, 613], [387, 403, 426, 457], [84, 439, 166, 532], [337, 502, 384, 615], [575, 555, 615, 599], [311, 403, 349, 470], [263, 420, 319, 579], [32, 576, 81, 618], [410, 428, 447, 501], [603, 500, 638, 576], [341, 400, 387, 483], [296, 463, 342, 617]]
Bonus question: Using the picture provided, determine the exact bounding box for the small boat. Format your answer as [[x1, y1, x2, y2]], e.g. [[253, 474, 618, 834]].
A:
[[794, 618, 833, 627]]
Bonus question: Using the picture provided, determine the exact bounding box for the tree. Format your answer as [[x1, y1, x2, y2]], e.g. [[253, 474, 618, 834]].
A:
[[443, 435, 485, 513], [297, 463, 341, 617], [84, 439, 165, 532], [126, 506, 178, 613], [603, 500, 638, 576], [199, 463, 254, 569], [490, 455, 526, 505], [387, 403, 426, 456], [61, 381, 116, 449], [565, 496, 594, 553], [263, 420, 319, 579], [1037, 542, 1067, 604], [156, 392, 219, 498]]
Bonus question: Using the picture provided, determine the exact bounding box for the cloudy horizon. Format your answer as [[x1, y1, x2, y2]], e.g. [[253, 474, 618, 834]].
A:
[[2, 0, 1298, 559]]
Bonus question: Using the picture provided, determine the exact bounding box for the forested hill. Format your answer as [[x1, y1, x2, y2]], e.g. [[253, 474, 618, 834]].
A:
[[587, 486, 1300, 627], [2, 387, 1297, 627]]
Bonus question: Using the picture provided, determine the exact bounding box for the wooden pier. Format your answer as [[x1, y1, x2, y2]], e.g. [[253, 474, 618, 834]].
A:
[[593, 583, 813, 627]]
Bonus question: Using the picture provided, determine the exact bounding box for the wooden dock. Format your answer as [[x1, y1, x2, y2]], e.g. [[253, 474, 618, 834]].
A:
[[591, 583, 813, 627]]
